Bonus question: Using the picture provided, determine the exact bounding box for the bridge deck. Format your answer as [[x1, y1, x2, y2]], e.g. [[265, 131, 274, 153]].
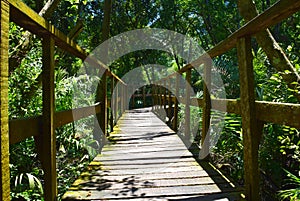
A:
[[62, 108, 243, 200]]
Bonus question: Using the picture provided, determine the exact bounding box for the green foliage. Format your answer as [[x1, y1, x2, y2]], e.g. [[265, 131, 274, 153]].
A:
[[212, 114, 244, 182], [278, 170, 300, 201]]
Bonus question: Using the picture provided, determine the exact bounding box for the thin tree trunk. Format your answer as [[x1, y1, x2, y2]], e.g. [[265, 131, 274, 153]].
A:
[[238, 0, 300, 102], [9, 0, 62, 73]]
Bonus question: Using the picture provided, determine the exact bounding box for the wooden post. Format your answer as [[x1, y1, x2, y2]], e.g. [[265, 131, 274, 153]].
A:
[[201, 59, 211, 159], [131, 85, 135, 109], [124, 85, 129, 112], [119, 84, 123, 114], [110, 78, 114, 132], [41, 36, 57, 201], [151, 84, 155, 110], [0, 1, 10, 200], [185, 69, 191, 141], [143, 86, 146, 107], [237, 37, 261, 201], [173, 74, 179, 131], [113, 79, 117, 121], [163, 80, 167, 110], [168, 79, 172, 121], [121, 84, 125, 113], [159, 82, 163, 109], [97, 71, 107, 140]]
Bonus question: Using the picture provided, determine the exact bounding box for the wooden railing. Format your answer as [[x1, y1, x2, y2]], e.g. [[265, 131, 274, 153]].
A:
[[1, 0, 300, 200], [0, 0, 127, 200], [150, 1, 300, 200]]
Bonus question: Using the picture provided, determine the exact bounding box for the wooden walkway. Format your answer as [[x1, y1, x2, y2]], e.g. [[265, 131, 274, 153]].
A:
[[62, 108, 243, 200]]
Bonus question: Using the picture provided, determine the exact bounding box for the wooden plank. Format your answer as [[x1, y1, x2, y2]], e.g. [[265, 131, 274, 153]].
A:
[[237, 37, 261, 201], [62, 109, 240, 200], [40, 36, 57, 201], [54, 103, 101, 128], [256, 101, 300, 128], [173, 97, 300, 129], [9, 104, 101, 144], [0, 1, 10, 200]]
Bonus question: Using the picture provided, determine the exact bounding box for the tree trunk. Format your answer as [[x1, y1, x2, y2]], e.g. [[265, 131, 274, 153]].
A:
[[237, 0, 300, 102], [9, 0, 61, 73]]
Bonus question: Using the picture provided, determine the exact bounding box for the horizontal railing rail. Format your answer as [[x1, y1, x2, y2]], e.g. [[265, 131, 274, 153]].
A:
[[1, 0, 128, 200]]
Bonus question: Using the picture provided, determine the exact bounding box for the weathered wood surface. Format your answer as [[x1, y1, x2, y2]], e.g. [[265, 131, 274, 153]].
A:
[[0, 1, 11, 200], [62, 108, 243, 200]]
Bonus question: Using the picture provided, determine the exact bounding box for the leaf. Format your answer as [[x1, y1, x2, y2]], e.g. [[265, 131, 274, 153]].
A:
[[26, 173, 35, 189]]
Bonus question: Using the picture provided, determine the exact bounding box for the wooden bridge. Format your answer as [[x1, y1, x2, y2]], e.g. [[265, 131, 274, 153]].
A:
[[1, 0, 300, 201], [62, 108, 243, 200]]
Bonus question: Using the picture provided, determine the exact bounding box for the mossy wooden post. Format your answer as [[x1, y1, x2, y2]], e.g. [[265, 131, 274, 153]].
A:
[[163, 80, 167, 110], [122, 84, 125, 113], [156, 83, 159, 110], [117, 84, 122, 118], [151, 84, 155, 110], [131, 85, 135, 109], [201, 59, 211, 159], [110, 77, 114, 132], [158, 82, 161, 109], [0, 1, 10, 200], [168, 79, 172, 120], [185, 69, 191, 141], [143, 86, 146, 107], [97, 71, 107, 139], [41, 36, 57, 201], [173, 74, 179, 131], [124, 84, 128, 112], [113, 78, 117, 123], [237, 37, 261, 201]]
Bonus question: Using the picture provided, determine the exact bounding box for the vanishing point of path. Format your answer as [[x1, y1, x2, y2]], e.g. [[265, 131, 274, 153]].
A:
[[62, 108, 244, 200]]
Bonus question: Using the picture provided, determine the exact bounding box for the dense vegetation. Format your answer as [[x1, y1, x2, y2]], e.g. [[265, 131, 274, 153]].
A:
[[8, 0, 299, 200]]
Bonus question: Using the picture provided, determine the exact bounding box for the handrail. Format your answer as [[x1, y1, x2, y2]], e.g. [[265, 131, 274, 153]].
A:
[[9, 103, 101, 144], [160, 0, 300, 77], [150, 0, 300, 200], [2, 1, 128, 200], [9, 0, 125, 83]]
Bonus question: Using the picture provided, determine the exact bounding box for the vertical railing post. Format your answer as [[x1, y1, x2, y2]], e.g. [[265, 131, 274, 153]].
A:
[[168, 78, 172, 122], [201, 59, 211, 159], [163, 80, 167, 110], [97, 71, 107, 141], [173, 74, 179, 131], [125, 85, 128, 111], [131, 85, 135, 109], [159, 82, 162, 110], [114, 79, 118, 121], [120, 84, 123, 113], [110, 77, 114, 132], [237, 37, 262, 201], [0, 1, 10, 200], [143, 86, 146, 107], [41, 36, 57, 201], [151, 84, 155, 110], [122, 84, 125, 113], [185, 69, 191, 141]]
